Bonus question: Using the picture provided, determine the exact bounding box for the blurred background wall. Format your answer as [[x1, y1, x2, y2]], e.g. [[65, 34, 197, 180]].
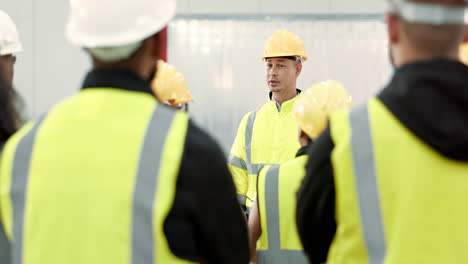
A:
[[3, 0, 392, 153]]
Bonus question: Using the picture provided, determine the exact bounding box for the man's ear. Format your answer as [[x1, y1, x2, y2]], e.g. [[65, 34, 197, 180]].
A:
[[386, 13, 400, 45], [147, 31, 163, 59], [296, 61, 303, 76], [299, 129, 308, 139]]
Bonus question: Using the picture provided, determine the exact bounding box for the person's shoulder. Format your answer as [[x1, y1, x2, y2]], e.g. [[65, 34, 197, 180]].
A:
[[241, 109, 256, 120], [258, 100, 274, 111], [240, 101, 272, 122], [272, 155, 308, 184], [282, 155, 308, 170], [236, 109, 258, 130], [245, 98, 273, 117], [0, 119, 39, 163]]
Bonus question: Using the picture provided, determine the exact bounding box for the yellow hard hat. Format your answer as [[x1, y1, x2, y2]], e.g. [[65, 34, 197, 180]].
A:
[[293, 80, 353, 139], [460, 43, 468, 65], [262, 29, 308, 61], [151, 60, 193, 105]]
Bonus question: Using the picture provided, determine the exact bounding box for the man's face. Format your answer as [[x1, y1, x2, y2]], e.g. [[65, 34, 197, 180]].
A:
[[265, 58, 300, 93], [0, 54, 17, 85]]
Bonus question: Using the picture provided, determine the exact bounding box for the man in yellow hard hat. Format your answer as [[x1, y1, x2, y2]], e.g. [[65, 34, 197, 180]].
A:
[[152, 60, 194, 111], [228, 29, 307, 213], [0, 9, 22, 86], [297, 0, 468, 263], [0, 0, 249, 263], [247, 80, 352, 264]]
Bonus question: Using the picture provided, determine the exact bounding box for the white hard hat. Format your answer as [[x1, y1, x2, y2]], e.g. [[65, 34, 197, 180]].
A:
[[65, 0, 176, 48], [0, 10, 23, 56], [387, 0, 467, 25]]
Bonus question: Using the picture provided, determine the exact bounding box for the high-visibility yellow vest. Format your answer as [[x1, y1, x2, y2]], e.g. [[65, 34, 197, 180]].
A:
[[0, 88, 197, 264], [228, 95, 301, 208], [256, 155, 308, 264], [328, 98, 468, 264]]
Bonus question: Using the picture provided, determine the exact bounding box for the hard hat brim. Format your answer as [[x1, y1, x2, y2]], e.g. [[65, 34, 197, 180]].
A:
[[0, 45, 23, 56], [261, 55, 308, 61]]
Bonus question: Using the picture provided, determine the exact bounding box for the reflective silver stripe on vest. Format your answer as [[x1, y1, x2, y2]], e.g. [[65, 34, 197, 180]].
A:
[[244, 111, 268, 175], [0, 140, 11, 263], [257, 165, 308, 264], [350, 105, 387, 264], [11, 116, 47, 264], [0, 218, 10, 264], [131, 104, 177, 264], [228, 154, 247, 170], [245, 111, 257, 165]]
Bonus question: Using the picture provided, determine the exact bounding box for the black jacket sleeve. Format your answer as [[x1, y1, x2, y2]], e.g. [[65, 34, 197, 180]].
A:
[[164, 120, 250, 264], [296, 127, 336, 264]]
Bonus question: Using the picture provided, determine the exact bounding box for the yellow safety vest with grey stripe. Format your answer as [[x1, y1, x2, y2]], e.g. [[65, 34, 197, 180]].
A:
[[328, 98, 468, 264], [256, 156, 308, 264], [228, 95, 301, 208], [0, 88, 197, 264]]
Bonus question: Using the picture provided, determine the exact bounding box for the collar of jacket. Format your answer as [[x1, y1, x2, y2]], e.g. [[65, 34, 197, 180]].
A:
[[81, 68, 154, 97], [296, 144, 312, 157], [378, 58, 468, 161], [268, 89, 302, 113]]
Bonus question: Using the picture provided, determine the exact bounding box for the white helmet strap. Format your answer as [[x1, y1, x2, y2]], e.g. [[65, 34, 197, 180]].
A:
[[389, 0, 468, 25]]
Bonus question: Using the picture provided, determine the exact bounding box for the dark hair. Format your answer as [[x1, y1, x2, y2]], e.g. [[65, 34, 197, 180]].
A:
[[0, 67, 22, 143]]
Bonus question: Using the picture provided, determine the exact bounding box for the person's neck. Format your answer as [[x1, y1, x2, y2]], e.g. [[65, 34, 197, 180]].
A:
[[299, 138, 310, 148], [272, 88, 297, 105], [397, 47, 459, 67], [92, 58, 152, 80]]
